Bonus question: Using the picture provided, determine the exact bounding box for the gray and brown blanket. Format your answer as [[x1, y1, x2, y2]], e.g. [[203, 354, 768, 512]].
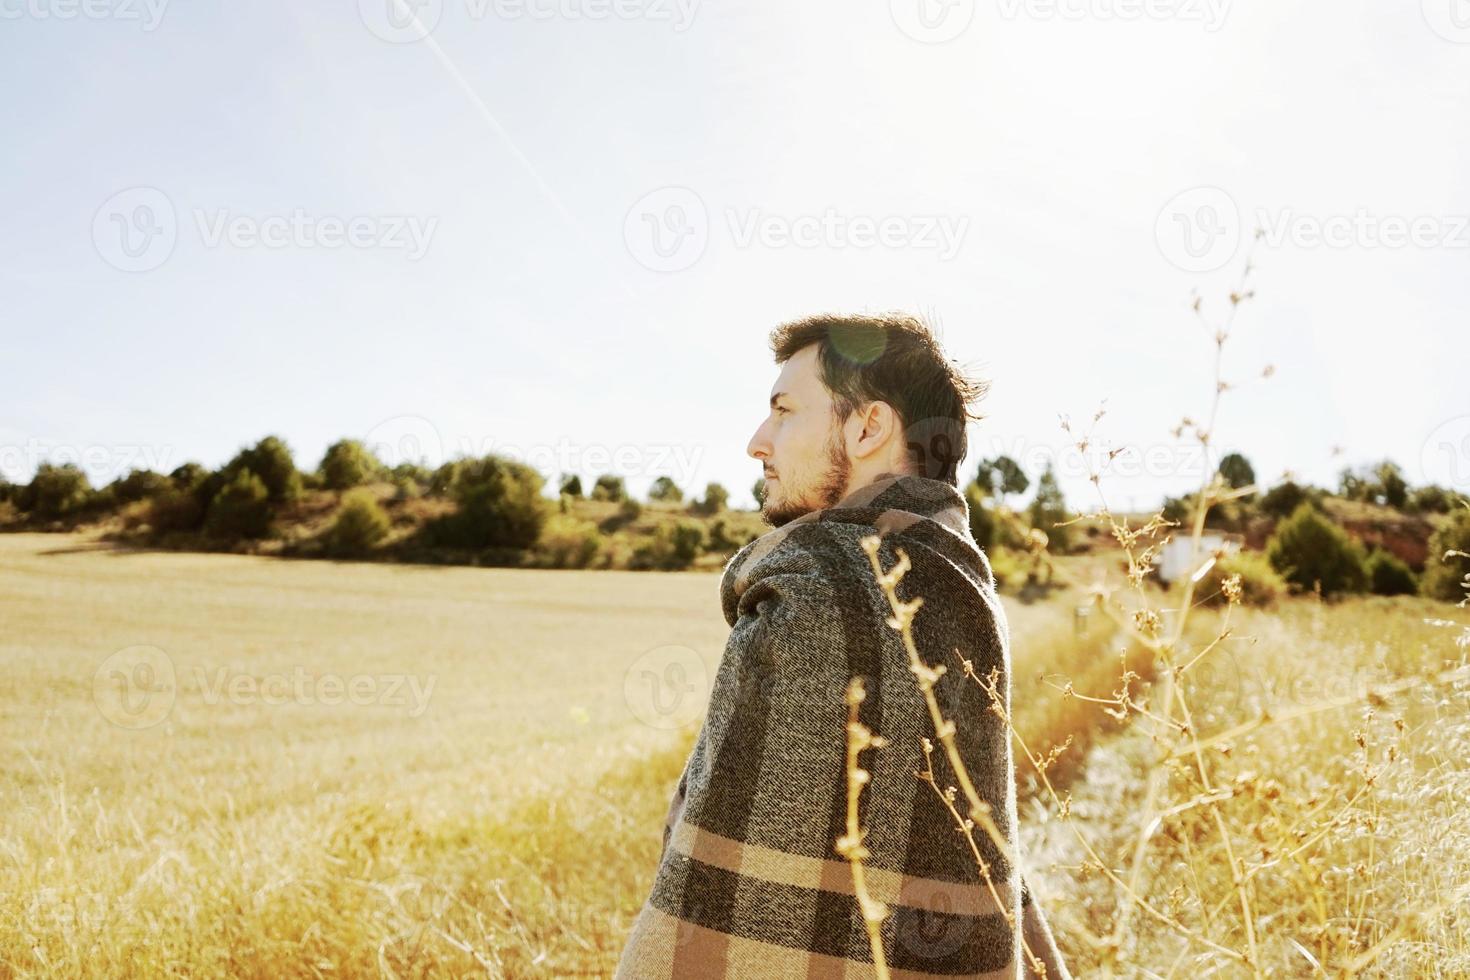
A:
[[616, 473, 1070, 979]]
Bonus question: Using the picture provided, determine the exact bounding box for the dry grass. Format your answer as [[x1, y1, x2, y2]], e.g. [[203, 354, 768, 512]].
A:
[[0, 532, 725, 978]]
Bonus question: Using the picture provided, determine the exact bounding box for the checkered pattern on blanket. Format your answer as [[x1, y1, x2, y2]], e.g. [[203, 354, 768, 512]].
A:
[[616, 474, 1069, 979]]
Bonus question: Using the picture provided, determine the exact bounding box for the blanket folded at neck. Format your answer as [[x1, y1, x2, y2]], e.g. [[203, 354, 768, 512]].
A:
[[615, 474, 1066, 979]]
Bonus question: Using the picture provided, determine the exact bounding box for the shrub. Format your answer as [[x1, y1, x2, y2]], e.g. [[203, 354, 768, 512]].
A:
[[223, 436, 301, 504], [1421, 502, 1470, 601], [324, 489, 390, 557], [1365, 548, 1417, 596], [169, 462, 209, 491], [630, 520, 706, 571], [1407, 484, 1455, 515], [1027, 464, 1071, 554], [648, 476, 683, 503], [18, 463, 92, 520], [1259, 480, 1313, 519], [148, 488, 206, 533], [535, 515, 602, 568], [205, 469, 273, 540], [1265, 501, 1368, 597], [1189, 549, 1288, 608], [320, 439, 379, 491], [591, 474, 627, 502], [109, 469, 171, 505], [425, 456, 547, 550], [690, 482, 729, 516], [965, 483, 997, 552]]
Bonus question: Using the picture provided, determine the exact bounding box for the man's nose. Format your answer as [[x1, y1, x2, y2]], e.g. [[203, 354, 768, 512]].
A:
[[747, 421, 771, 461]]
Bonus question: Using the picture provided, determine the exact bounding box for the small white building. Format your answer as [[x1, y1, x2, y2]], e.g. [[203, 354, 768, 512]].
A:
[[1155, 532, 1243, 584]]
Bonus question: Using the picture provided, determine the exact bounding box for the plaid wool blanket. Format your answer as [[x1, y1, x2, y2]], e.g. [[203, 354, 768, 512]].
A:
[[615, 474, 1070, 980]]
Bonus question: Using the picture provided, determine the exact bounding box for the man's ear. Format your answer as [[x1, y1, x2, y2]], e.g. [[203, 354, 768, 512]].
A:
[[849, 401, 900, 462]]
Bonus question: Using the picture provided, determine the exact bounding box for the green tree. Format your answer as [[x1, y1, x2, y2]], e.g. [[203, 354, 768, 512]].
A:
[[1365, 549, 1417, 596], [691, 482, 730, 516], [1260, 480, 1312, 519], [752, 477, 766, 507], [1374, 461, 1408, 510], [648, 476, 684, 503], [592, 474, 627, 502], [1027, 463, 1070, 553], [19, 463, 92, 519], [1421, 502, 1470, 601], [974, 456, 1029, 506], [224, 436, 301, 504], [205, 469, 273, 539], [428, 455, 548, 550], [320, 439, 379, 491], [965, 482, 997, 552], [1265, 501, 1368, 597], [324, 488, 390, 556], [1217, 452, 1256, 495], [559, 474, 584, 498]]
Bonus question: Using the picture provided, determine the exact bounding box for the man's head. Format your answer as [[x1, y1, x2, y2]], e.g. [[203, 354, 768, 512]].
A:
[[746, 313, 989, 527]]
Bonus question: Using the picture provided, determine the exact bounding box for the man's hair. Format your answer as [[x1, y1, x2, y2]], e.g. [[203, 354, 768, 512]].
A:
[[769, 312, 990, 486]]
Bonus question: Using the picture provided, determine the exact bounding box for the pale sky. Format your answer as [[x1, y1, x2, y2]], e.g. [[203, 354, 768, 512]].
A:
[[3, 0, 1467, 512]]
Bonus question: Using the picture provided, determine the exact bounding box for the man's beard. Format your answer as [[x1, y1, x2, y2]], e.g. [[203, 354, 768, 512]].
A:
[[761, 427, 852, 528]]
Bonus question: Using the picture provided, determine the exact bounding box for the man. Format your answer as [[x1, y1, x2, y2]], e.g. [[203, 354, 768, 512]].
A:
[[616, 313, 1071, 979]]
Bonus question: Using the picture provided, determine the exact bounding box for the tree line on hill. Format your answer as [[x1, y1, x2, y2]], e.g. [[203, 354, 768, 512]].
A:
[[963, 450, 1468, 604], [1, 438, 1466, 596], [0, 436, 756, 571]]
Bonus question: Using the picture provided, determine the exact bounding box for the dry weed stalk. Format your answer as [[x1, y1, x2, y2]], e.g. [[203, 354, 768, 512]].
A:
[[838, 676, 891, 978], [846, 235, 1470, 976]]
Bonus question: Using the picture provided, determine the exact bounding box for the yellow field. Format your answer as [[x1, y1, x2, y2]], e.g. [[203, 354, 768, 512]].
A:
[[3, 532, 1467, 978], [0, 532, 730, 978]]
